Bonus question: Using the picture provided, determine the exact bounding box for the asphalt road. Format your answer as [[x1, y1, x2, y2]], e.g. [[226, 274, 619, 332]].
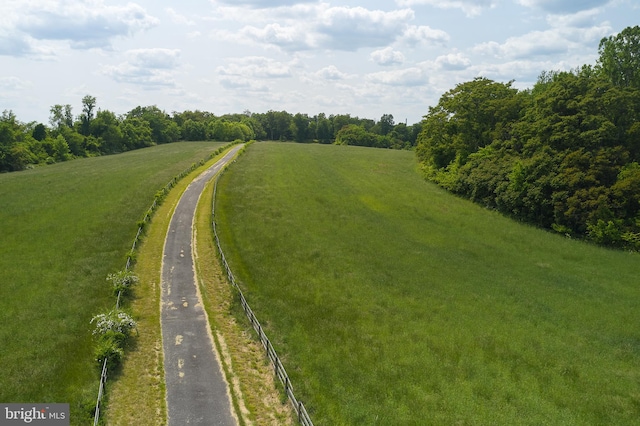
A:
[[160, 145, 243, 425]]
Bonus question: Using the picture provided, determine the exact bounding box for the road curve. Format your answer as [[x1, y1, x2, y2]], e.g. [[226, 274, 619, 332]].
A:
[[160, 145, 243, 425]]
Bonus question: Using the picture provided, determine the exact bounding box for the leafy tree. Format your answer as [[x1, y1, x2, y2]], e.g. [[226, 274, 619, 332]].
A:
[[49, 105, 65, 130], [127, 106, 179, 144], [121, 117, 153, 150], [291, 113, 310, 142], [80, 95, 97, 136], [598, 25, 640, 88], [376, 114, 395, 136], [316, 113, 332, 144], [416, 28, 640, 248], [181, 119, 208, 141], [335, 124, 375, 147], [417, 77, 524, 176], [90, 110, 123, 153], [60, 127, 85, 157], [52, 135, 71, 162], [32, 123, 47, 141]]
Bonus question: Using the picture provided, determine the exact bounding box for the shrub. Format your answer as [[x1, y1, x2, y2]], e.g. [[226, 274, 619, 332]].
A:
[[94, 333, 125, 370], [91, 310, 136, 369], [106, 270, 139, 297], [91, 309, 137, 336]]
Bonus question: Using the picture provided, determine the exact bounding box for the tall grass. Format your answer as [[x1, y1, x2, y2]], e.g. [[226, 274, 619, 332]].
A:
[[215, 142, 640, 425], [0, 142, 224, 424]]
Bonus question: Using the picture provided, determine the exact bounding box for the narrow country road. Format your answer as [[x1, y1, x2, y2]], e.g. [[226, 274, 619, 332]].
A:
[[160, 145, 243, 425]]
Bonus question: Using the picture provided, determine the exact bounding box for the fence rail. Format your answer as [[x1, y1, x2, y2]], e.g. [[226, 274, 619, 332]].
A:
[[212, 174, 314, 426]]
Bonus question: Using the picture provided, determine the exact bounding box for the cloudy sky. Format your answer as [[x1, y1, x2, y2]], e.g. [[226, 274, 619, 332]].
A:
[[1, 0, 638, 125]]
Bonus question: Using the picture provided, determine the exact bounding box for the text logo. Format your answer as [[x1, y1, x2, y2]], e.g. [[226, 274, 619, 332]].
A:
[[0, 404, 69, 426]]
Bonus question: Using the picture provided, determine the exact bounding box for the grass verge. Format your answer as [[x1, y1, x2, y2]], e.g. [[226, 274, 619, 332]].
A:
[[215, 142, 640, 425]]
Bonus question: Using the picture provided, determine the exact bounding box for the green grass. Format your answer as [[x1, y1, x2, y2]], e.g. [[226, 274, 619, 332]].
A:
[[0, 142, 224, 424], [215, 142, 640, 425]]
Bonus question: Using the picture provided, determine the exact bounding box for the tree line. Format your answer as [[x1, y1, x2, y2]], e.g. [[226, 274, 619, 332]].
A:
[[0, 98, 420, 173], [416, 26, 640, 250]]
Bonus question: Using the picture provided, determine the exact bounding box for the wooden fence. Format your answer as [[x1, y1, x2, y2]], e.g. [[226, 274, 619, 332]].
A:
[[212, 173, 314, 426]]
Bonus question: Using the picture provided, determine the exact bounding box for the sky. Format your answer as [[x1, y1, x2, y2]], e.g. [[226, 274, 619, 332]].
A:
[[1, 0, 638, 126]]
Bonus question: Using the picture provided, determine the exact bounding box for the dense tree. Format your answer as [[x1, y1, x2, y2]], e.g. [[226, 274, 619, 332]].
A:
[[127, 106, 180, 144], [291, 113, 310, 142], [416, 26, 640, 249], [416, 77, 524, 173], [315, 113, 332, 144], [335, 124, 375, 147], [32, 123, 47, 141], [80, 95, 97, 136], [598, 25, 640, 88], [90, 110, 123, 153], [2, 98, 418, 172], [121, 117, 154, 150], [182, 119, 208, 141]]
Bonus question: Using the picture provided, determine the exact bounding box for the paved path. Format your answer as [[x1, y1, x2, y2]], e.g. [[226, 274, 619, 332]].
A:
[[160, 145, 243, 425]]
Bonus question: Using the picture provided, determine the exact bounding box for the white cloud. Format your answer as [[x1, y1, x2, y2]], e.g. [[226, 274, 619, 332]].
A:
[[0, 76, 33, 91], [395, 0, 496, 17], [314, 6, 414, 50], [0, 0, 158, 55], [166, 7, 196, 26], [13, 0, 158, 50], [366, 66, 428, 86], [217, 56, 292, 78], [473, 24, 610, 59], [102, 49, 181, 87], [401, 25, 450, 46], [436, 53, 471, 70], [104, 63, 177, 87], [239, 23, 319, 51], [213, 0, 310, 7], [225, 5, 437, 52], [128, 48, 181, 69], [219, 76, 270, 92], [371, 47, 405, 66], [315, 65, 350, 80], [517, 0, 611, 14], [0, 33, 34, 56]]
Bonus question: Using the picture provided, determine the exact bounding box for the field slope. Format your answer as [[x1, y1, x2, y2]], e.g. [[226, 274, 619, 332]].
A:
[[0, 142, 223, 424], [215, 142, 640, 425]]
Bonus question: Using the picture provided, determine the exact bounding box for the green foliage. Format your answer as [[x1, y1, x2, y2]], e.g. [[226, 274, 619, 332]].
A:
[[91, 310, 137, 336], [106, 270, 140, 297], [2, 99, 422, 172], [586, 219, 624, 246], [91, 308, 135, 371], [598, 25, 640, 88], [416, 28, 640, 249], [94, 333, 125, 371]]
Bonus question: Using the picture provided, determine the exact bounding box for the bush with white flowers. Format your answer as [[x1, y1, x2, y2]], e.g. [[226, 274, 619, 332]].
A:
[[91, 309, 137, 368], [91, 309, 137, 336], [106, 270, 139, 297]]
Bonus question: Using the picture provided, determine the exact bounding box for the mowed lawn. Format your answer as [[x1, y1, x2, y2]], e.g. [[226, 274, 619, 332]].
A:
[[0, 142, 223, 424], [215, 142, 640, 425]]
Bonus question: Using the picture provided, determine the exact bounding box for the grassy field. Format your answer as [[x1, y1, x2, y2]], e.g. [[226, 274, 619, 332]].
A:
[[0, 142, 224, 424], [215, 142, 640, 425]]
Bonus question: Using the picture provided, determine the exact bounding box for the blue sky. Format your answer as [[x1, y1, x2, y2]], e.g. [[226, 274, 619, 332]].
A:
[[1, 0, 638, 125]]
